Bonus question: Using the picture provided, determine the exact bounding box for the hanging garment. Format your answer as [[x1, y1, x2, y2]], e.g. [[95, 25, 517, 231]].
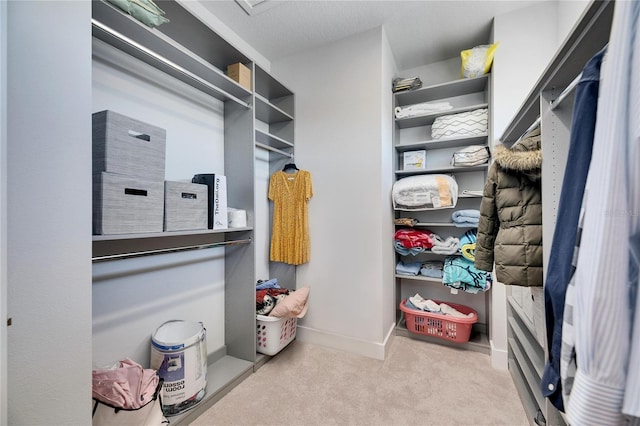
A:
[[539, 47, 606, 412], [269, 170, 313, 265], [565, 2, 640, 423], [474, 128, 543, 287]]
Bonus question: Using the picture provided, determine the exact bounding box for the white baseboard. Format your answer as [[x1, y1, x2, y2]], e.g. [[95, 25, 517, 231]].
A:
[[295, 322, 396, 360], [491, 339, 509, 370]]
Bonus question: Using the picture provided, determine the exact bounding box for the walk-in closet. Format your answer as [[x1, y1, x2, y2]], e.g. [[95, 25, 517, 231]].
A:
[[2, 0, 639, 425]]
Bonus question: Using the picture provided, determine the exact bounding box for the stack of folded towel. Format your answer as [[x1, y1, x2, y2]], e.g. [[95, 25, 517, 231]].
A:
[[396, 261, 422, 276], [452, 209, 480, 227], [430, 235, 460, 255]]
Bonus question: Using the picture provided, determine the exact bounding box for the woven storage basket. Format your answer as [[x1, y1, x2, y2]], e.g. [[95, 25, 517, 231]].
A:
[[256, 314, 297, 356], [399, 299, 477, 343]]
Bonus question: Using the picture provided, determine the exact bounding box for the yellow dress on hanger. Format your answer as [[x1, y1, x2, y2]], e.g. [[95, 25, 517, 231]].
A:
[[268, 169, 313, 265]]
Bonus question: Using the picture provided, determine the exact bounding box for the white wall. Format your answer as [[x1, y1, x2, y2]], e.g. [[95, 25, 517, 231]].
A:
[[380, 27, 397, 350], [6, 1, 93, 424], [91, 42, 229, 368], [270, 27, 396, 359]]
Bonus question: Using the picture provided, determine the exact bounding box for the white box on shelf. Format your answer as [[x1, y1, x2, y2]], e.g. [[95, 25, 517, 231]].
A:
[[213, 175, 228, 229], [163, 181, 208, 232], [403, 150, 426, 170]]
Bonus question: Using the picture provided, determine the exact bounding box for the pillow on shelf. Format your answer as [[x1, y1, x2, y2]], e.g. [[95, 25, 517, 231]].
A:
[[431, 108, 488, 140]]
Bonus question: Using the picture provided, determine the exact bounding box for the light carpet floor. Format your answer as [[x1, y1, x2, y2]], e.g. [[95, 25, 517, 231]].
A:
[[191, 335, 528, 426]]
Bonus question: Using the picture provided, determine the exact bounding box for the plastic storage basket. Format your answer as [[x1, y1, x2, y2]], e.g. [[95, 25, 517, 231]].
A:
[[256, 314, 297, 356], [399, 299, 478, 343]]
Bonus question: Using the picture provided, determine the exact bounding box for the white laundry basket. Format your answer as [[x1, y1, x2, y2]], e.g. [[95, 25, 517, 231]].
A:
[[256, 314, 297, 356]]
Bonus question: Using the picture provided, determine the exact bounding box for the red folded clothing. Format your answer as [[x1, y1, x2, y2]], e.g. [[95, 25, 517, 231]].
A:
[[394, 228, 436, 249]]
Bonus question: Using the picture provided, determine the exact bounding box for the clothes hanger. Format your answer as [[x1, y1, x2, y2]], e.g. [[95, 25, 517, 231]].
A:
[[282, 162, 299, 173]]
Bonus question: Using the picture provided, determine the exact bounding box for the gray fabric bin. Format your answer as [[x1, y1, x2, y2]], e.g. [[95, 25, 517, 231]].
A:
[[164, 181, 208, 232], [93, 110, 166, 181], [93, 172, 164, 235]]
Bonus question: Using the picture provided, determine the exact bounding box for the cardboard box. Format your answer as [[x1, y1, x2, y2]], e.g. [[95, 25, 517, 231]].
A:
[[227, 62, 251, 91]]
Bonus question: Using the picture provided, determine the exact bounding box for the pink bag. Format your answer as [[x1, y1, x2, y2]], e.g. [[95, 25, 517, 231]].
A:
[[92, 359, 167, 425], [92, 358, 159, 409]]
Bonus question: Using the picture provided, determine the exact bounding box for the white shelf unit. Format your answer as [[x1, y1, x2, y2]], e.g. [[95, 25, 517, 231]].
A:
[[392, 74, 491, 353], [499, 1, 614, 425], [90, 0, 285, 423]]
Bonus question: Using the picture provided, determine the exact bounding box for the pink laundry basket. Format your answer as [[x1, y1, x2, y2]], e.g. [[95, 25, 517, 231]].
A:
[[399, 299, 478, 343]]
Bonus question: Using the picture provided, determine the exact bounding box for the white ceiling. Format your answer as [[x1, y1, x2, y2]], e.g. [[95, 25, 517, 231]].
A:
[[199, 0, 542, 71]]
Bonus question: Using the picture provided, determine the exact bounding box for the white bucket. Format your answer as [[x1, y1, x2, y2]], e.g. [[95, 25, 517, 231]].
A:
[[150, 320, 207, 416]]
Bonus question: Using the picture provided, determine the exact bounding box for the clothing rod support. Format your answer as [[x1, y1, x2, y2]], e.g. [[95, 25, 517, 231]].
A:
[[92, 238, 252, 262]]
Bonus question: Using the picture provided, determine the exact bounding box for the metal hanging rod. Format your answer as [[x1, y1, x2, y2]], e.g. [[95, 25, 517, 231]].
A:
[[550, 73, 582, 111], [91, 19, 251, 108], [513, 116, 541, 145], [255, 142, 294, 158], [92, 238, 252, 262]]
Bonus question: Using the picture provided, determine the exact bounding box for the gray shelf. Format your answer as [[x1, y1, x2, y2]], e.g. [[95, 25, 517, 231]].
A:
[[509, 337, 545, 410], [395, 74, 489, 106], [509, 362, 543, 425], [92, 228, 252, 260], [92, 0, 252, 106], [408, 222, 477, 228], [395, 103, 488, 129], [255, 129, 294, 151], [170, 355, 254, 425], [500, 0, 614, 145], [255, 65, 293, 101], [395, 274, 442, 283], [395, 163, 488, 176], [395, 134, 488, 152], [255, 93, 294, 123]]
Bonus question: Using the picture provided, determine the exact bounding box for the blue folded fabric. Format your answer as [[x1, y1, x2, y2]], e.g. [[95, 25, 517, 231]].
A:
[[420, 260, 444, 278], [394, 240, 425, 256], [396, 261, 422, 276], [451, 209, 480, 227]]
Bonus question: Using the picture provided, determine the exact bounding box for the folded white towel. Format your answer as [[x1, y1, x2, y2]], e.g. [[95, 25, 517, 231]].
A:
[[395, 102, 453, 119], [431, 236, 460, 254]]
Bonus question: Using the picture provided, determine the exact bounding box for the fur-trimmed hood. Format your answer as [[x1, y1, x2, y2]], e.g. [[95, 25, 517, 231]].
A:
[[493, 127, 542, 180]]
